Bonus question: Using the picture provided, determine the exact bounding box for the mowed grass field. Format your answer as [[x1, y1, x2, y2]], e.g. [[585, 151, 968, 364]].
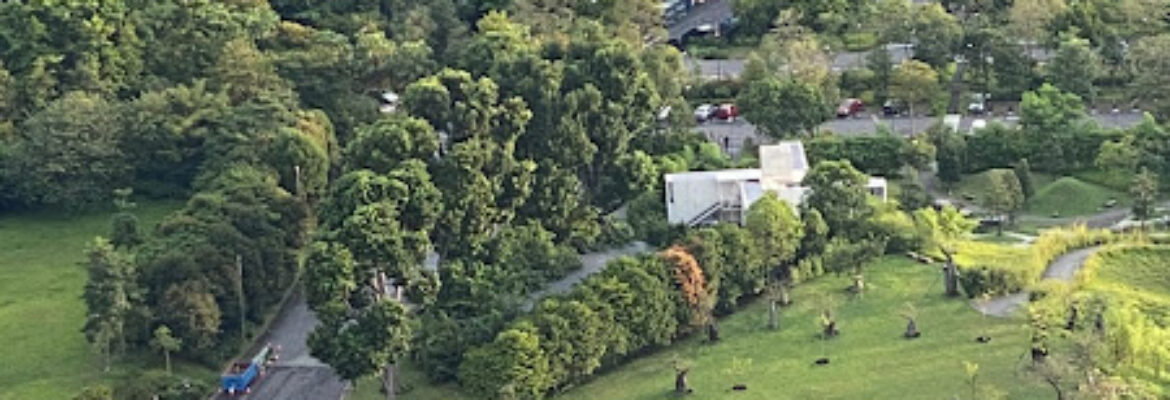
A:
[[385, 258, 1051, 400], [0, 202, 184, 400]]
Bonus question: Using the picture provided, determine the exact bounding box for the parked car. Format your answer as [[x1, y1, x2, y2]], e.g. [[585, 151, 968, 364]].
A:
[[713, 103, 738, 121], [694, 104, 715, 122], [837, 98, 864, 117], [882, 99, 904, 116], [968, 93, 989, 115]]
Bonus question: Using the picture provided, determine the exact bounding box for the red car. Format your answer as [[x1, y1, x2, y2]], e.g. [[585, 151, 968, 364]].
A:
[[837, 98, 864, 117], [713, 103, 738, 120]]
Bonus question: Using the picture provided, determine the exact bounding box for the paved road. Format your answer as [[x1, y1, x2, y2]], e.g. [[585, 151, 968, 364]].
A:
[[668, 0, 732, 42], [974, 247, 1100, 317], [220, 292, 346, 400], [228, 241, 650, 399]]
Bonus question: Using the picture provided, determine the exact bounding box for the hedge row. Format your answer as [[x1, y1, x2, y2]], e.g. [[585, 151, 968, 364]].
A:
[[956, 226, 1115, 298], [456, 224, 833, 399]]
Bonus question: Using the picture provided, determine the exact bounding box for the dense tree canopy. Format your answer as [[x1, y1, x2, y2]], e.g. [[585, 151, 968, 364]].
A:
[[801, 161, 875, 240]]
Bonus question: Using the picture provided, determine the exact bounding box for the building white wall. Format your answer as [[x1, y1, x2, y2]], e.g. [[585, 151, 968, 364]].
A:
[[664, 143, 889, 226], [760, 141, 809, 186], [665, 170, 759, 225], [665, 176, 720, 225]]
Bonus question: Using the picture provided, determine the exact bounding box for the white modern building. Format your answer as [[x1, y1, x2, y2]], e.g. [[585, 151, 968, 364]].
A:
[[664, 141, 887, 226]]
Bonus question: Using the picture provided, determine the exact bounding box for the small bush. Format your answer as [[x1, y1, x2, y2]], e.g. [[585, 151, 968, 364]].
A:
[[115, 370, 210, 400], [959, 265, 1030, 298], [841, 32, 878, 52], [595, 215, 636, 250]]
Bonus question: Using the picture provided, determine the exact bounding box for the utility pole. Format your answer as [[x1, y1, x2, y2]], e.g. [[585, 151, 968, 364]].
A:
[[293, 165, 303, 201], [236, 255, 246, 345]]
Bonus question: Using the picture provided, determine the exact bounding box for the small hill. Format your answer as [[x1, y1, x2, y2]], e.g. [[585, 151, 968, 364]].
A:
[[1027, 177, 1128, 217]]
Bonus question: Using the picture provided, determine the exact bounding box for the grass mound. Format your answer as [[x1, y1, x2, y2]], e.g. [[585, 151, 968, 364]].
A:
[[378, 258, 1049, 400], [1027, 177, 1127, 217]]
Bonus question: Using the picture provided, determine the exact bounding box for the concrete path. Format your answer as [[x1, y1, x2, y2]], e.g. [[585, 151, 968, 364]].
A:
[[219, 292, 346, 400], [974, 247, 1099, 317], [524, 241, 649, 310]]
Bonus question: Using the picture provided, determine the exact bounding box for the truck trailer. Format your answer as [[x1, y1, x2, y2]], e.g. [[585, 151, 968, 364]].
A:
[[220, 344, 279, 395]]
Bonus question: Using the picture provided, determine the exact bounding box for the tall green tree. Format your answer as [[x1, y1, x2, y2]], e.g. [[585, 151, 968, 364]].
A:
[[149, 325, 181, 375], [156, 280, 221, 355], [1127, 34, 1170, 121], [799, 208, 830, 259], [303, 241, 358, 308], [0, 0, 142, 111], [889, 60, 939, 132], [82, 238, 135, 372], [711, 224, 764, 311], [1014, 159, 1035, 199], [737, 77, 829, 138], [911, 3, 962, 68], [4, 92, 129, 209], [518, 162, 601, 248], [1008, 0, 1066, 49], [981, 169, 1025, 234], [867, 46, 894, 104], [343, 116, 439, 174], [309, 299, 412, 396], [822, 237, 885, 293], [120, 81, 230, 196], [1019, 84, 1086, 171], [210, 38, 295, 106], [935, 130, 968, 183], [867, 0, 914, 44], [801, 161, 875, 240], [128, 0, 278, 88], [914, 206, 976, 295], [1047, 37, 1099, 103], [1130, 168, 1159, 230], [744, 194, 803, 272]]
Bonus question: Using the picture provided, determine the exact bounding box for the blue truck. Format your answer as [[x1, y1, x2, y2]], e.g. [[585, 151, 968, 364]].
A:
[[220, 344, 279, 395]]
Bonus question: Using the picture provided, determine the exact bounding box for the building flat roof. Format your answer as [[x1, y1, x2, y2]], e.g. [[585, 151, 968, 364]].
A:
[[665, 168, 761, 183]]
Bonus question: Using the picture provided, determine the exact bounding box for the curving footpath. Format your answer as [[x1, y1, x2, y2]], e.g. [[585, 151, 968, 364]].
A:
[[974, 247, 1100, 317], [228, 241, 649, 399]]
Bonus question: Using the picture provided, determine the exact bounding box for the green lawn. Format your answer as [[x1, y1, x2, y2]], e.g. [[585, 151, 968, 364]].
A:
[[382, 258, 1050, 400], [0, 202, 208, 400]]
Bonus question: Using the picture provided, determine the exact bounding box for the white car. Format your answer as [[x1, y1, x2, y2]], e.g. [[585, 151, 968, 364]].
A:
[[694, 104, 715, 123]]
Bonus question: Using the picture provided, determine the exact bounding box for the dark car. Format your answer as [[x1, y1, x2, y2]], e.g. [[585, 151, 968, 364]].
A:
[[882, 99, 904, 116]]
